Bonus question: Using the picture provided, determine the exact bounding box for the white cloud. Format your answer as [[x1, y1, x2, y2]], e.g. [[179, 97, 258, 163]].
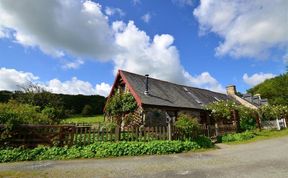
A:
[[62, 59, 84, 69], [0, 0, 118, 60], [113, 21, 225, 92], [243, 73, 276, 86], [96, 82, 111, 97], [194, 0, 288, 59], [141, 13, 151, 23], [0, 67, 39, 91], [0, 1, 225, 93], [0, 67, 110, 96], [105, 7, 125, 17], [172, 0, 193, 7]]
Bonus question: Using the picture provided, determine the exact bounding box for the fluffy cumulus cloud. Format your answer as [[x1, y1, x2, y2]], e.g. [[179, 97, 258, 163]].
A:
[[45, 77, 110, 96], [0, 67, 39, 91], [243, 73, 276, 86], [96, 82, 112, 97], [0, 0, 117, 60], [0, 67, 111, 96], [113, 21, 225, 92], [194, 0, 288, 59], [0, 0, 225, 93]]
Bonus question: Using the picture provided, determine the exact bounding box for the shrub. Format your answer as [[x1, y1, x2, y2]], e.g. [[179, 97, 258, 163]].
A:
[[175, 114, 200, 139], [238, 106, 256, 131], [0, 101, 54, 142], [0, 140, 213, 163], [81, 105, 93, 116]]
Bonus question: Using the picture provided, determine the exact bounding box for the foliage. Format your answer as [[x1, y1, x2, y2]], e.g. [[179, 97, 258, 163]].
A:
[[0, 101, 53, 141], [41, 106, 65, 123], [0, 100, 52, 125], [0, 90, 106, 116], [247, 73, 288, 105], [205, 100, 237, 121], [217, 131, 256, 143], [259, 105, 288, 121], [175, 114, 200, 138], [237, 106, 257, 131], [81, 104, 93, 116], [105, 92, 137, 124], [0, 140, 213, 163]]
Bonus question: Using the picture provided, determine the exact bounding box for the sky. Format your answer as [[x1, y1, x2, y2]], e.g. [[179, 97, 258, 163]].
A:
[[0, 0, 287, 97]]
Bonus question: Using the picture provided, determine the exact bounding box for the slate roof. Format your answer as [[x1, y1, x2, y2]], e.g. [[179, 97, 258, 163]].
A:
[[120, 70, 232, 110]]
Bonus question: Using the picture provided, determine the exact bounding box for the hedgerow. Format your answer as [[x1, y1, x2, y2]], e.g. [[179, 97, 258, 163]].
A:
[[0, 139, 213, 163]]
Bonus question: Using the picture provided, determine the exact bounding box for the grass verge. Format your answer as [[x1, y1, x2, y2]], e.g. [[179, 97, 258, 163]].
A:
[[218, 129, 288, 145]]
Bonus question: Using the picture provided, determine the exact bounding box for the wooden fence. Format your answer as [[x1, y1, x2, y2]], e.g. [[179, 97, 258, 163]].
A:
[[0, 124, 237, 147]]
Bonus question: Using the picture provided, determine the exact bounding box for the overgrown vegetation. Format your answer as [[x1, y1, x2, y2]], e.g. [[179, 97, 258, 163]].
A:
[[175, 114, 200, 139], [205, 100, 238, 121], [0, 139, 213, 163], [105, 91, 137, 125], [259, 105, 288, 121], [248, 73, 288, 105]]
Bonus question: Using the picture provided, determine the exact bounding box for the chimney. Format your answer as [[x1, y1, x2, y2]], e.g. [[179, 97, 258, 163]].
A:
[[144, 74, 149, 95], [226, 85, 236, 96]]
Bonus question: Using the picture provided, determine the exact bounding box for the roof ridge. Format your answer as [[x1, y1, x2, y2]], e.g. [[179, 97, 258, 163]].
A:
[[120, 69, 227, 96]]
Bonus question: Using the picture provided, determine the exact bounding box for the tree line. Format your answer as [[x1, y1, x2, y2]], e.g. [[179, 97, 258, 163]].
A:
[[0, 88, 106, 117]]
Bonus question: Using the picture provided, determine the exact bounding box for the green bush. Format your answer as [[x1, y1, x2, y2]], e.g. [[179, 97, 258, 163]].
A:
[[81, 105, 93, 116], [218, 131, 256, 143], [0, 140, 213, 163], [175, 114, 200, 139], [0, 100, 52, 125], [238, 106, 256, 131]]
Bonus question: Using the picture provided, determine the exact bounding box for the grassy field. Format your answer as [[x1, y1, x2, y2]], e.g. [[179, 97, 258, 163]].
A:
[[61, 115, 104, 124]]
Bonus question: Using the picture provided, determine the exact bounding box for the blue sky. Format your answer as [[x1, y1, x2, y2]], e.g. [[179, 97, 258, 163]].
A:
[[0, 0, 287, 96]]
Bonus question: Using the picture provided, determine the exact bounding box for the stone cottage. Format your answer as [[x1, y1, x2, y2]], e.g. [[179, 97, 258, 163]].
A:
[[105, 70, 266, 129]]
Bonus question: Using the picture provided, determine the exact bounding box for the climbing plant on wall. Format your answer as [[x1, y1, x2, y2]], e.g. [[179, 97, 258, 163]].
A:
[[105, 91, 137, 125]]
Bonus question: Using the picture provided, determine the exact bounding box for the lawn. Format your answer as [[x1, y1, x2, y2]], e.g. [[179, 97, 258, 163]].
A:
[[61, 115, 104, 124]]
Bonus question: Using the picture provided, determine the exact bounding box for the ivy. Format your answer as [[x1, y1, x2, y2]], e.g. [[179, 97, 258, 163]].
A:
[[105, 92, 137, 124]]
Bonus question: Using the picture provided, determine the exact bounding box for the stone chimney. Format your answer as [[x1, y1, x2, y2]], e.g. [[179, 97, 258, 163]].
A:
[[226, 85, 236, 96]]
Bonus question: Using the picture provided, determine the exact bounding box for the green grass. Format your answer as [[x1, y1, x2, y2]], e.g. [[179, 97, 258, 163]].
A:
[[224, 129, 288, 145], [61, 115, 104, 124]]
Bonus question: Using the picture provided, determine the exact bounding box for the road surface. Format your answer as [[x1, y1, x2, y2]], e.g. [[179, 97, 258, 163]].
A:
[[1, 136, 288, 178]]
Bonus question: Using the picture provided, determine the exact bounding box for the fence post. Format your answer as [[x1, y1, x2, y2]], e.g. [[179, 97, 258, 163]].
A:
[[215, 123, 219, 136], [115, 125, 120, 141]]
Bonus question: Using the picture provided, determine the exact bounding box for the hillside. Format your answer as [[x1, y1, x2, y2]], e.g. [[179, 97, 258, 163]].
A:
[[0, 90, 106, 115], [247, 73, 288, 105]]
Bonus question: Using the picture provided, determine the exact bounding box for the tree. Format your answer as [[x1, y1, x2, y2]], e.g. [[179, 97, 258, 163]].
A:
[[105, 92, 137, 125], [81, 104, 93, 116], [247, 73, 288, 105]]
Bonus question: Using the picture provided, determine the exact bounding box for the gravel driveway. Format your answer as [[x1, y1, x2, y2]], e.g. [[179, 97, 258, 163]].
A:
[[1, 136, 288, 178]]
